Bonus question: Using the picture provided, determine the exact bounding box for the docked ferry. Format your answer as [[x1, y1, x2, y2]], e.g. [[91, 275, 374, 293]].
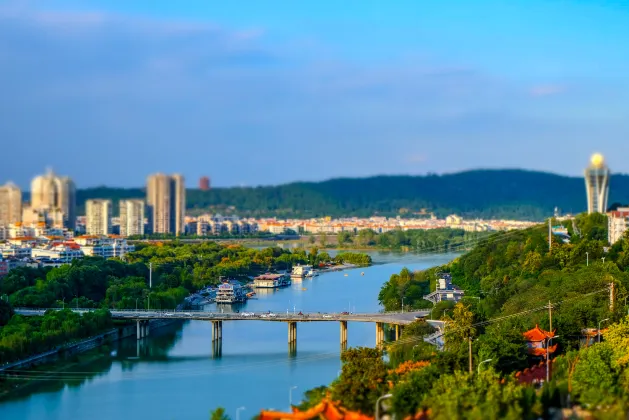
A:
[[253, 273, 291, 289], [291, 264, 313, 278], [215, 280, 248, 304]]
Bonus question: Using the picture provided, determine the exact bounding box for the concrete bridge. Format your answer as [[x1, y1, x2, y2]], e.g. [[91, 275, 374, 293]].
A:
[[14, 308, 439, 356]]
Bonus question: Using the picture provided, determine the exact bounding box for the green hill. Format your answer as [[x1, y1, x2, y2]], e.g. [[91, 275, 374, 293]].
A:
[[70, 169, 629, 220]]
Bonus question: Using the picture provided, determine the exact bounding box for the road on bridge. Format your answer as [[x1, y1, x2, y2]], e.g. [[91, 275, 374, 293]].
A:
[[14, 308, 430, 325]]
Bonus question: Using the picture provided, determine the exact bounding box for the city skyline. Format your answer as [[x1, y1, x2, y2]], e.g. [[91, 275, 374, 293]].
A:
[[1, 1, 629, 188]]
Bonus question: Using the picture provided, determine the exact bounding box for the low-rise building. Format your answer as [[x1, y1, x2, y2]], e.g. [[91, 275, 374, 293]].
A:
[[31, 243, 83, 262]]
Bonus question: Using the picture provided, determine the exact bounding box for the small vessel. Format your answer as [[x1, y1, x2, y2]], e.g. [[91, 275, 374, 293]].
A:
[[344, 274, 348, 277], [291, 264, 313, 278], [361, 272, 365, 276], [302, 288, 307, 291]]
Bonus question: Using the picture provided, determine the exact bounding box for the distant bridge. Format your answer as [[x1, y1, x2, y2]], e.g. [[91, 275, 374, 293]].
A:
[[14, 308, 442, 356]]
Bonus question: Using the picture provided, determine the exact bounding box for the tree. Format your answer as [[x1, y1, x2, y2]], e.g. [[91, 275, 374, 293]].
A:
[[209, 407, 230, 420], [391, 364, 440, 417], [0, 299, 14, 326], [331, 347, 388, 414], [476, 321, 528, 374], [295, 386, 328, 410], [443, 302, 476, 351], [423, 369, 538, 420]]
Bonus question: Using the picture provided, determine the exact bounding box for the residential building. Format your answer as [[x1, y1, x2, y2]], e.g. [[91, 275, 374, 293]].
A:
[[86, 199, 112, 235], [608, 208, 629, 244], [75, 236, 135, 258], [30, 168, 76, 229], [0, 243, 32, 259], [21, 207, 65, 229], [584, 153, 610, 214], [31, 243, 83, 262], [0, 182, 22, 226], [146, 173, 185, 235], [119, 199, 145, 237]]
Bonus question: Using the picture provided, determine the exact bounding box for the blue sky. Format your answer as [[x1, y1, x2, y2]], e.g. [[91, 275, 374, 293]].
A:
[[1, 0, 628, 188]]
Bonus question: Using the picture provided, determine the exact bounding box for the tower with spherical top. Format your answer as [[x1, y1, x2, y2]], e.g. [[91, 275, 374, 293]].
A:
[[584, 153, 610, 214]]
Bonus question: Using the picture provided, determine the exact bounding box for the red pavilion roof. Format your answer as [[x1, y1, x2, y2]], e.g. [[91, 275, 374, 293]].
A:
[[523, 324, 555, 342]]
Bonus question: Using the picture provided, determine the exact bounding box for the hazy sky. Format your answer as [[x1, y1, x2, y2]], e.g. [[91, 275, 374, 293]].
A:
[[2, 0, 629, 188]]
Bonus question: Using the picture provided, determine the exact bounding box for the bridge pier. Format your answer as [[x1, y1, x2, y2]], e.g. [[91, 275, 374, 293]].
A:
[[288, 322, 297, 344], [376, 322, 384, 348], [211, 321, 223, 359], [136, 320, 150, 340], [340, 321, 348, 350], [212, 321, 223, 342]]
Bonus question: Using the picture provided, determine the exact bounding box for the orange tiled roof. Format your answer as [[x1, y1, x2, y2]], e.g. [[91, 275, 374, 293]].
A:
[[529, 344, 557, 357], [523, 324, 555, 342], [259, 399, 373, 420]]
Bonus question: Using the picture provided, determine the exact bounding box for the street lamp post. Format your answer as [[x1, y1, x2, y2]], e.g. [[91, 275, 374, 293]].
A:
[[236, 407, 246, 420], [546, 335, 560, 382], [136, 298, 139, 311], [289, 386, 297, 408], [586, 252, 589, 266], [62, 297, 65, 310], [401, 297, 404, 313], [477, 359, 492, 375], [598, 319, 610, 343], [375, 393, 393, 420]]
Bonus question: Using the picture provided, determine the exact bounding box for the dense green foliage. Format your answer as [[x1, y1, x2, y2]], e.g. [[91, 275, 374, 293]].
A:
[[333, 228, 489, 253], [0, 243, 370, 310], [306, 213, 629, 417], [0, 309, 113, 364], [63, 170, 629, 220], [333, 252, 372, 266]]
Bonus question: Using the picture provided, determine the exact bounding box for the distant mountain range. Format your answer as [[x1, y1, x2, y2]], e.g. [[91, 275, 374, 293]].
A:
[[57, 170, 629, 220]]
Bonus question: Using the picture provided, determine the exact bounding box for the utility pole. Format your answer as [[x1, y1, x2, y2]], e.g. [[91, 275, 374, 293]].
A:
[[149, 262, 152, 289], [610, 282, 615, 312], [586, 252, 589, 267], [468, 337, 473, 374], [548, 300, 553, 332]]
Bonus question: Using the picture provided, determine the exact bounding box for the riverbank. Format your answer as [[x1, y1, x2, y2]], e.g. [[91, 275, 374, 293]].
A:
[[0, 318, 179, 398]]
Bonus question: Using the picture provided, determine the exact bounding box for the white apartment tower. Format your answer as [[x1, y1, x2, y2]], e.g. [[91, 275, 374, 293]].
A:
[[120, 199, 145, 237], [584, 153, 611, 214], [30, 168, 77, 229], [146, 173, 185, 235], [86, 199, 112, 235], [0, 182, 22, 226]]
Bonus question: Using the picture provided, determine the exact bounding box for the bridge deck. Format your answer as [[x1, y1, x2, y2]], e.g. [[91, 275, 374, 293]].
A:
[[14, 308, 429, 325]]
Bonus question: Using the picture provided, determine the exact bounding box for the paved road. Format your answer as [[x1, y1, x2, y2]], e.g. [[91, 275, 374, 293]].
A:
[[14, 308, 431, 326]]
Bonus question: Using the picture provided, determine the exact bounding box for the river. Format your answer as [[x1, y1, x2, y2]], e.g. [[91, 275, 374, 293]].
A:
[[0, 252, 457, 420]]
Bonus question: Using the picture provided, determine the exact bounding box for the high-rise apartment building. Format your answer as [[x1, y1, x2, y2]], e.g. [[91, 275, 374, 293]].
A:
[[30, 168, 77, 229], [584, 153, 610, 214], [0, 182, 22, 226], [86, 199, 112, 235], [146, 173, 185, 235], [119, 199, 145, 237]]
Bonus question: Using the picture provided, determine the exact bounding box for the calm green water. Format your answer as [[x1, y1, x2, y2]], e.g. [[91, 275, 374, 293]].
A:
[[0, 252, 456, 420]]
